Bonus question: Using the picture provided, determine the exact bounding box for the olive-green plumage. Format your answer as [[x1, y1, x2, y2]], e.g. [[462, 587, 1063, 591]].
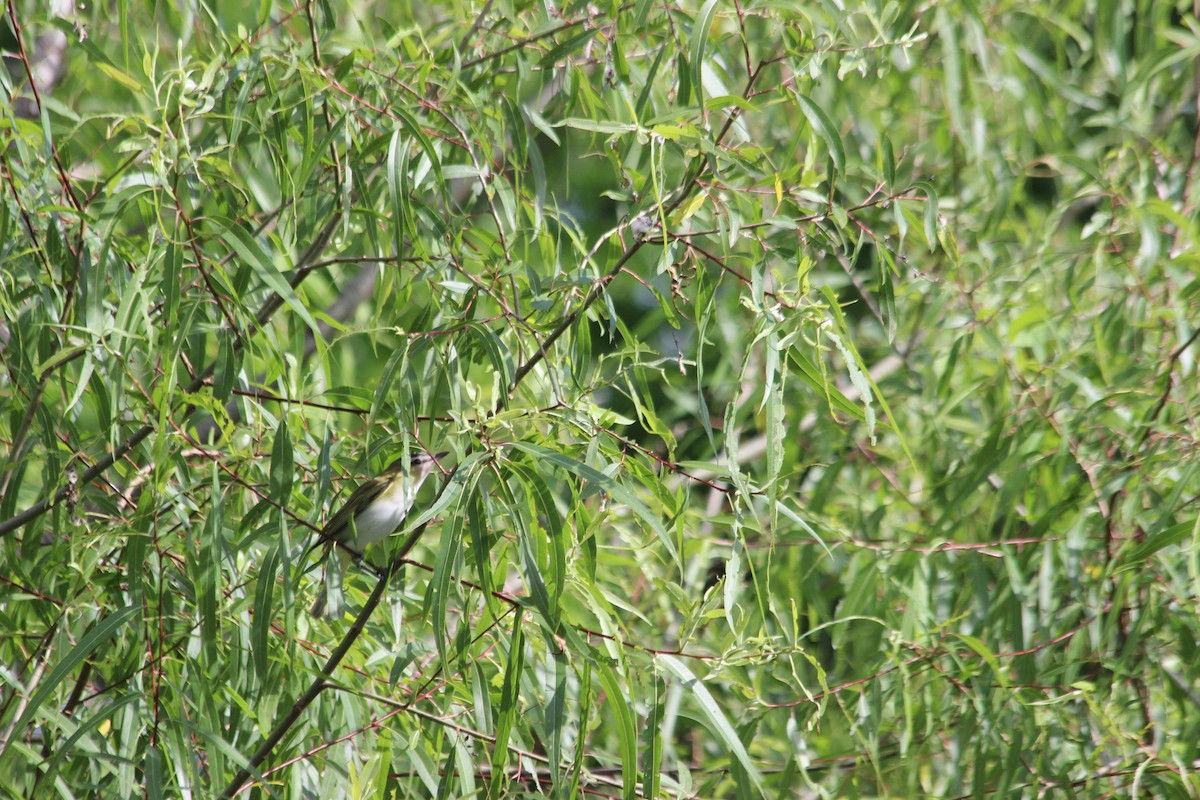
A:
[[309, 451, 445, 618]]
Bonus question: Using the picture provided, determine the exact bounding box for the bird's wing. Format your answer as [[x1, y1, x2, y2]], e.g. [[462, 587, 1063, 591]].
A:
[[320, 478, 386, 542], [299, 477, 387, 568]]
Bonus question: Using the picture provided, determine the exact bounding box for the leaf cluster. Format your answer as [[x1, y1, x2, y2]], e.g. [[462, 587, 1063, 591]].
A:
[[1, 1, 1198, 798]]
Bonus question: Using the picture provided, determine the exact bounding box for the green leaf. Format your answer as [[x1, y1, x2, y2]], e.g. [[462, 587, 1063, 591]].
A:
[[425, 490, 464, 662], [212, 331, 238, 402], [508, 442, 680, 569], [1120, 519, 1197, 568], [913, 180, 940, 252], [489, 614, 525, 799], [221, 225, 322, 337], [689, 0, 721, 111], [11, 607, 140, 738], [387, 129, 415, 263], [658, 655, 766, 796], [269, 418, 293, 500], [510, 462, 566, 617], [795, 93, 845, 176], [954, 633, 1009, 686], [595, 660, 638, 800], [252, 539, 280, 681], [559, 118, 638, 134]]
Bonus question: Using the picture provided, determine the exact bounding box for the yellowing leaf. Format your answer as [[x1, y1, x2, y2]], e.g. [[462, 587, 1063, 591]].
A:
[[677, 191, 706, 222], [96, 63, 143, 92]]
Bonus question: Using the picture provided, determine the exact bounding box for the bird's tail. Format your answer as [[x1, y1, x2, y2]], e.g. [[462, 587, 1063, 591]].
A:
[[310, 549, 349, 619]]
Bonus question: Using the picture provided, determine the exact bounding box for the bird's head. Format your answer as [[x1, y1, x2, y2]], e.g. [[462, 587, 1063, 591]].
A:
[[380, 450, 448, 479]]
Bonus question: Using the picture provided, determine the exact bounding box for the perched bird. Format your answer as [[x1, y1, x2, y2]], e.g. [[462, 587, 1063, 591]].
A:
[[309, 451, 446, 618]]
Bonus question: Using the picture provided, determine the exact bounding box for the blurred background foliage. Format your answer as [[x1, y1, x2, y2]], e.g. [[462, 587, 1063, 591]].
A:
[[1, 0, 1198, 797]]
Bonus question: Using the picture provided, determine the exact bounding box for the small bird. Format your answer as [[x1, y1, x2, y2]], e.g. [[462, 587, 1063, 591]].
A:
[[309, 451, 446, 618]]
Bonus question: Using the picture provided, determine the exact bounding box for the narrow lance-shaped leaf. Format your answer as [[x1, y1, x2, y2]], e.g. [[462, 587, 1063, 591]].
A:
[[508, 442, 680, 570], [658, 654, 767, 797]]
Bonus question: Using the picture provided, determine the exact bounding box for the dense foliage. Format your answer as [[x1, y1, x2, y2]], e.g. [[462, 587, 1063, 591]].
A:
[[2, 0, 1198, 797]]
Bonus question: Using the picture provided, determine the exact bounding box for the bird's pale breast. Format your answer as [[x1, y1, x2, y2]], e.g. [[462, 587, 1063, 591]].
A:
[[351, 480, 416, 546]]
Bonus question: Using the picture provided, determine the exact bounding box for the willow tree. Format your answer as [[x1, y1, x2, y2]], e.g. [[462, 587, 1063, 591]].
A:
[[2, 1, 1197, 797]]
